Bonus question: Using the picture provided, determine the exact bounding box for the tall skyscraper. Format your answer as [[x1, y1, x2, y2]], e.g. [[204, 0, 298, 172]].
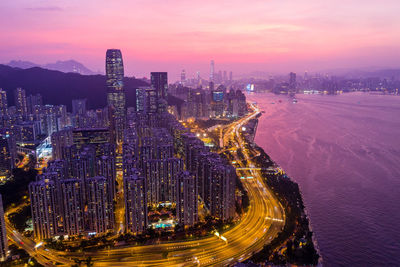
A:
[[14, 87, 27, 119], [150, 72, 168, 113], [210, 60, 215, 82], [106, 49, 126, 144], [0, 194, 8, 261], [229, 71, 233, 81], [0, 89, 8, 117], [289, 72, 297, 93], [181, 69, 186, 84]]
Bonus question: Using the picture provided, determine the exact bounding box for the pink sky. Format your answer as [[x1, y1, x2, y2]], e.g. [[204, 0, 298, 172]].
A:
[[1, 0, 399, 79]]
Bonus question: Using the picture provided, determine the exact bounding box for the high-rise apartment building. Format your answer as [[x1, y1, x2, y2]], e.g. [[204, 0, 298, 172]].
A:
[[86, 176, 114, 234], [0, 194, 8, 261], [0, 89, 8, 117], [106, 49, 126, 143], [59, 179, 85, 236], [96, 155, 116, 204], [124, 172, 148, 234], [150, 72, 168, 113], [0, 133, 15, 178], [135, 87, 157, 114], [26, 93, 42, 115], [176, 171, 198, 226], [29, 179, 58, 240], [143, 157, 183, 204], [14, 88, 27, 119]]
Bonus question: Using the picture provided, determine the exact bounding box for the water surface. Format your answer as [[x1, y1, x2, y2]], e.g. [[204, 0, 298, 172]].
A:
[[248, 92, 400, 266]]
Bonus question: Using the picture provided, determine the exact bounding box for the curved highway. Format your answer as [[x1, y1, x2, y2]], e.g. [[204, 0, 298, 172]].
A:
[[7, 103, 286, 266]]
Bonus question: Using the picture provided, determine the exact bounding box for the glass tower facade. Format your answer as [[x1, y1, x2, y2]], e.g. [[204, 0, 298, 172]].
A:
[[106, 49, 126, 144]]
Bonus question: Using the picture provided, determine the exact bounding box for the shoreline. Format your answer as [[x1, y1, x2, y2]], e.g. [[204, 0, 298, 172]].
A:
[[242, 109, 322, 266]]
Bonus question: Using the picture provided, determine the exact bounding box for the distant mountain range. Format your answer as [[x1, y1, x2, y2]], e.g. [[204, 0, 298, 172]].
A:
[[6, 59, 100, 75], [0, 64, 147, 110]]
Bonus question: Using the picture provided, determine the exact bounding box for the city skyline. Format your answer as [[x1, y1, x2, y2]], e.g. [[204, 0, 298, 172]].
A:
[[1, 1, 400, 78]]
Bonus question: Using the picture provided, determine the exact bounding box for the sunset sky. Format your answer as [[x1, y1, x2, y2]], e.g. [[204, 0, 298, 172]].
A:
[[1, 0, 399, 79]]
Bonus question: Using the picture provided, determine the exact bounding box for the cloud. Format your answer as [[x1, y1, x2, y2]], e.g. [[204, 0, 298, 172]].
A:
[[25, 6, 63, 12]]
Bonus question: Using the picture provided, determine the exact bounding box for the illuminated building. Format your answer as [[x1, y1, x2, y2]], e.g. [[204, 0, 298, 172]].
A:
[[0, 132, 15, 178], [289, 72, 297, 93], [150, 72, 168, 113], [106, 49, 126, 143], [14, 87, 27, 119], [0, 89, 8, 117], [210, 60, 215, 82], [86, 176, 114, 233], [29, 179, 58, 240], [209, 164, 236, 220], [59, 179, 85, 235], [26, 93, 42, 115], [176, 171, 198, 226], [51, 128, 73, 160], [0, 194, 8, 261], [124, 172, 148, 234], [96, 155, 116, 203], [72, 99, 87, 115], [143, 157, 183, 204], [181, 69, 186, 84], [135, 87, 157, 114]]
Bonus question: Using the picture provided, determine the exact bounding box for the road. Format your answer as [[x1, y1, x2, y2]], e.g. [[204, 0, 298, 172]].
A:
[[7, 103, 286, 266]]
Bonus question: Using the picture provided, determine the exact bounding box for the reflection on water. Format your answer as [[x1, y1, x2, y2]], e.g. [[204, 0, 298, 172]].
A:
[[248, 92, 400, 266]]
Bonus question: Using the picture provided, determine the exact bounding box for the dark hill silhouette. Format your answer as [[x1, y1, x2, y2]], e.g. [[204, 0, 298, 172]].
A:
[[0, 64, 148, 110]]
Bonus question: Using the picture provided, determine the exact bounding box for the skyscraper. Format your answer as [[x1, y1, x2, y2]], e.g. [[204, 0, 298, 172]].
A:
[[0, 133, 15, 178], [86, 176, 114, 233], [289, 72, 297, 93], [124, 172, 148, 234], [14, 87, 27, 119], [210, 60, 215, 82], [0, 194, 8, 261], [181, 69, 186, 84], [135, 87, 157, 114], [29, 179, 58, 240], [26, 93, 42, 115], [106, 49, 126, 144], [72, 99, 87, 115], [150, 72, 168, 113], [176, 171, 198, 226], [59, 179, 85, 236], [0, 89, 8, 117]]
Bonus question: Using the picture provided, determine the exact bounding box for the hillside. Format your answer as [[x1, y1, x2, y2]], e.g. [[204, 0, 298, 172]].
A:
[[0, 64, 148, 110]]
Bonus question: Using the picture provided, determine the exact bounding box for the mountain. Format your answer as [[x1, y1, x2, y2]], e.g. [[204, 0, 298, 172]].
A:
[[0, 64, 147, 110], [5, 59, 100, 75], [7, 60, 39, 69], [43, 60, 99, 75]]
